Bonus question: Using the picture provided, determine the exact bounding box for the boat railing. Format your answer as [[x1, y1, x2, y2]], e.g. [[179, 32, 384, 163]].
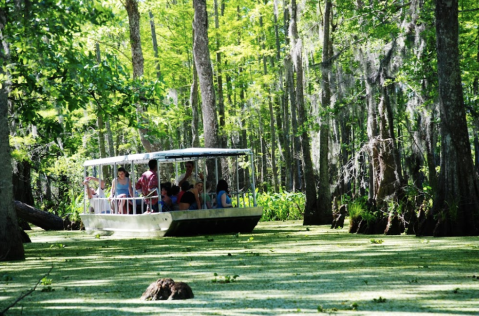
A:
[[86, 195, 160, 215], [86, 190, 256, 215]]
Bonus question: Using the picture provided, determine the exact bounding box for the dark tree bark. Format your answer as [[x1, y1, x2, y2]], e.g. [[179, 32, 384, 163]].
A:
[[14, 201, 64, 231], [193, 0, 220, 183], [13, 160, 35, 206], [474, 28, 479, 175], [0, 8, 25, 260], [425, 0, 479, 236]]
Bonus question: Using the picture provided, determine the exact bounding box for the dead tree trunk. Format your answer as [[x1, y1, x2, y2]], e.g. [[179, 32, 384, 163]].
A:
[[14, 201, 66, 231]]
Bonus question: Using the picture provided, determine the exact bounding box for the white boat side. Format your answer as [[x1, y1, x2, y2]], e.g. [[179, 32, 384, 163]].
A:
[[80, 207, 263, 237]]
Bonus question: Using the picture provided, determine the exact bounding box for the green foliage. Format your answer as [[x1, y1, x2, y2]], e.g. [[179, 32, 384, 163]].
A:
[[348, 197, 378, 224], [212, 273, 239, 284], [347, 199, 366, 221], [50, 243, 66, 249], [249, 192, 305, 221], [41, 277, 53, 286], [370, 239, 384, 244]]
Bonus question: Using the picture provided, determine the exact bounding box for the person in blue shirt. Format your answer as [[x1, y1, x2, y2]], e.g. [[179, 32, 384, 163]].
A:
[[216, 179, 232, 208], [110, 167, 133, 214]]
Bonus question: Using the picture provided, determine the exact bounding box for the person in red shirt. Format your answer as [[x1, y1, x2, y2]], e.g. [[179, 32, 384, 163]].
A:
[[136, 159, 159, 212]]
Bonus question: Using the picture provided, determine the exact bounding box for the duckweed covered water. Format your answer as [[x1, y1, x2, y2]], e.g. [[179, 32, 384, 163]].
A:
[[1, 220, 479, 315]]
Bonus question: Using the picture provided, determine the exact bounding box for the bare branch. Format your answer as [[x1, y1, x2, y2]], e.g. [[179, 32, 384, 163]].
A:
[[0, 265, 54, 316]]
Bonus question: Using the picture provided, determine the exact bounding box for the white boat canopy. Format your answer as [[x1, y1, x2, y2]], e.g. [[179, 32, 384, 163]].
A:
[[83, 148, 253, 167]]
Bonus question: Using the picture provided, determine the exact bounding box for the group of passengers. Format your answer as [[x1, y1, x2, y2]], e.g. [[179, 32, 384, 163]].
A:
[[83, 159, 233, 214]]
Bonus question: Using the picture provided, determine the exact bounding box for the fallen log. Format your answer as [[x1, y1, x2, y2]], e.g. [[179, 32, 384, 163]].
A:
[[14, 200, 65, 230]]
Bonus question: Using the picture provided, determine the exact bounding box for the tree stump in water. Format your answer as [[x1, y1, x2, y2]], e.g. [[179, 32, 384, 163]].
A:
[[403, 206, 418, 235], [384, 212, 401, 235], [331, 204, 347, 229], [373, 216, 388, 234], [349, 215, 361, 233], [141, 278, 194, 301], [416, 207, 435, 236]]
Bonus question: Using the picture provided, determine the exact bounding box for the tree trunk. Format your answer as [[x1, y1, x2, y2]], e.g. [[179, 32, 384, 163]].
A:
[[214, 0, 225, 149], [0, 11, 25, 260], [289, 0, 318, 223], [14, 201, 65, 231], [125, 0, 159, 153], [193, 0, 220, 184], [313, 0, 333, 224], [376, 84, 401, 203], [284, 0, 301, 191], [284, 56, 296, 191], [282, 0, 293, 191], [474, 29, 479, 174], [13, 160, 35, 206], [190, 51, 200, 147], [362, 56, 380, 200], [426, 0, 479, 236], [257, 4, 278, 192], [95, 43, 109, 178], [268, 95, 278, 192], [149, 11, 161, 80]]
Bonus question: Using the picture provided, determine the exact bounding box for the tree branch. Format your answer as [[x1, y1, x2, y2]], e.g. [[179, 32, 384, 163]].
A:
[[0, 265, 54, 316]]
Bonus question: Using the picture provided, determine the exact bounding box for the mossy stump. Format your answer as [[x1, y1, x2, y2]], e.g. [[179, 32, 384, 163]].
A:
[[141, 278, 194, 301]]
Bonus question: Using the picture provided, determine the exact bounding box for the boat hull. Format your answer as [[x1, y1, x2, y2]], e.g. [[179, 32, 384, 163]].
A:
[[80, 207, 262, 237]]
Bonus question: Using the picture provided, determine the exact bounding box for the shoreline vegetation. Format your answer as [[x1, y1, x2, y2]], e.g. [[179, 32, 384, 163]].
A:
[[1, 220, 478, 315]]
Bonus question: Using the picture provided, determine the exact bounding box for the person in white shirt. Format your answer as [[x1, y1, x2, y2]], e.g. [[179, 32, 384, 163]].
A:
[[176, 161, 204, 187], [83, 176, 110, 214]]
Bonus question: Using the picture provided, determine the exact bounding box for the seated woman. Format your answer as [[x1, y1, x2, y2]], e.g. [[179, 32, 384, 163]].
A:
[[110, 167, 133, 214], [178, 182, 203, 210], [216, 179, 232, 208], [160, 183, 173, 212], [176, 181, 190, 206]]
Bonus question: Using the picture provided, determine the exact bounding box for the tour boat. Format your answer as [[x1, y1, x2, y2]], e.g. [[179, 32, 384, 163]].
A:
[[80, 148, 263, 237]]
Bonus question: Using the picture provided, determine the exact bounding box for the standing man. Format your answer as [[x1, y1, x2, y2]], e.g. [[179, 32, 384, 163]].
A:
[[136, 159, 159, 212], [176, 161, 204, 186]]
